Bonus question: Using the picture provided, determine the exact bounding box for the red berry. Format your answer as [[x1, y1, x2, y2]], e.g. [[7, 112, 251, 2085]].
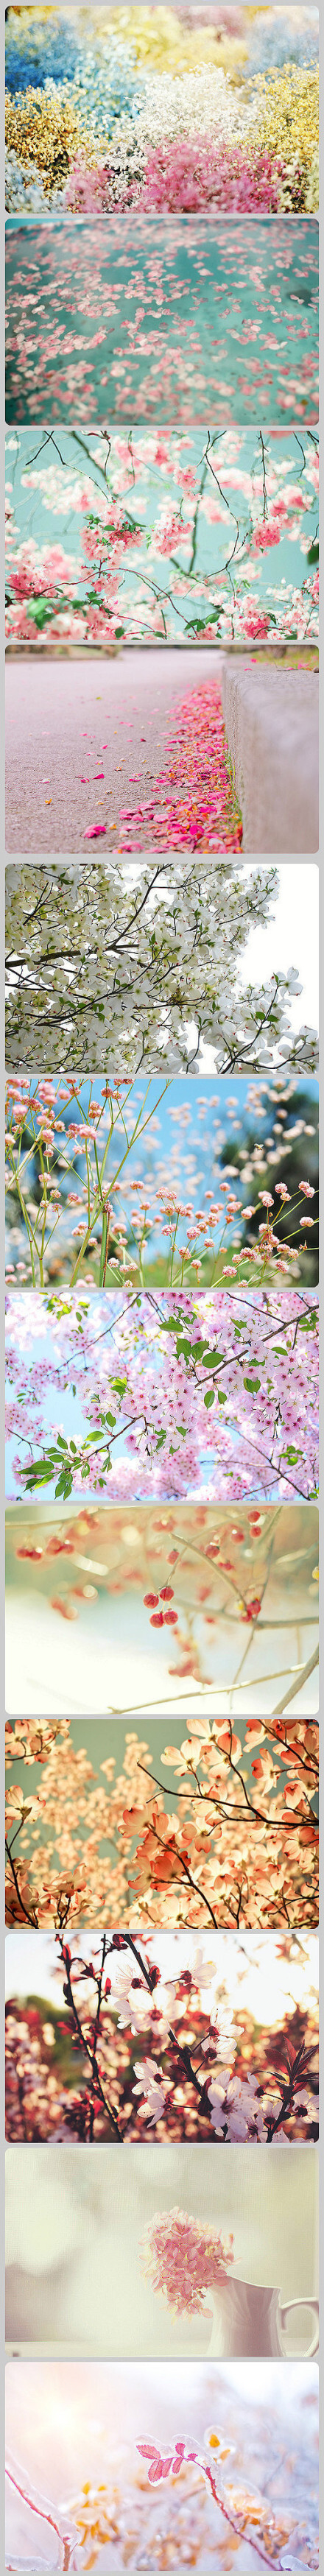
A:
[[16, 1545, 43, 1559]]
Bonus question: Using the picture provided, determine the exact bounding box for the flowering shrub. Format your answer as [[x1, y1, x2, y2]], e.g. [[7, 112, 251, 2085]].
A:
[[6, 1926, 318, 2145], [5, 8, 318, 216], [5, 1286, 319, 1508], [5, 859, 319, 1079], [5, 217, 318, 423], [5, 2, 80, 93], [5, 1714, 319, 1930], [5, 423, 319, 648], [128, 136, 286, 213]]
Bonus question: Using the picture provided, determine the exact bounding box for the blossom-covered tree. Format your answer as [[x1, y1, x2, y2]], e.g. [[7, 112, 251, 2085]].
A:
[[5, 424, 319, 647], [5, 1715, 319, 1932], [5, 1287, 319, 1506], [5, 859, 319, 1078], [6, 1926, 318, 2145]]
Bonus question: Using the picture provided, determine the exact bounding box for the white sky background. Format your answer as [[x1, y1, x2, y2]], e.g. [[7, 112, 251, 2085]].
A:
[[199, 863, 318, 1070], [242, 864, 319, 1031], [6, 1929, 317, 2028]]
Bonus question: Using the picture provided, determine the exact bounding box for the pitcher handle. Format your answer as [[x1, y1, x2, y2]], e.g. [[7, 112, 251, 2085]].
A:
[[279, 2297, 319, 2358]]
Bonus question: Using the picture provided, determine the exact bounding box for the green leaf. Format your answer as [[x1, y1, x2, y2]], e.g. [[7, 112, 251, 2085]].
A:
[[27, 598, 54, 629], [201, 1349, 222, 1369], [204, 1388, 215, 1409], [243, 1375, 261, 1393]]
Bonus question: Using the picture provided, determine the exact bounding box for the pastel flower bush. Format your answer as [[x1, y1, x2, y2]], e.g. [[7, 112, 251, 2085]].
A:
[[5, 1713, 319, 1930], [5, 1286, 319, 1506], [6, 858, 319, 1081], [5, 424, 319, 648], [5, 10, 318, 214]]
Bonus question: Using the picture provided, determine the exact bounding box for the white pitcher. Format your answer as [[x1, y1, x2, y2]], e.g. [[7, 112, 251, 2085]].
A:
[[205, 2276, 319, 2358]]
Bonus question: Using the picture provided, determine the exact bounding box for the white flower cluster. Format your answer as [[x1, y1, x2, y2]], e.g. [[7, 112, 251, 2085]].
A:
[[105, 66, 258, 194], [5, 860, 318, 1081]]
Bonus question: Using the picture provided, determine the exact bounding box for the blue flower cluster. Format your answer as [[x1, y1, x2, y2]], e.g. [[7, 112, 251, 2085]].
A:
[[242, 6, 318, 77], [5, 12, 144, 132], [5, 13, 79, 93], [71, 54, 144, 137]]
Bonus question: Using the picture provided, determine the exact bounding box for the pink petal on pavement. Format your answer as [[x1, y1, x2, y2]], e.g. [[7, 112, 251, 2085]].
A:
[[84, 823, 107, 838]]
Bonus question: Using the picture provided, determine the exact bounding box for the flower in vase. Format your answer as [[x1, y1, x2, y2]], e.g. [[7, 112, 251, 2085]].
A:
[[141, 2206, 235, 2313]]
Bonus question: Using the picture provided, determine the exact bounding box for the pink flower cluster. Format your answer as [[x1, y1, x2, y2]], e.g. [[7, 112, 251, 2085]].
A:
[[63, 140, 285, 219], [130, 139, 284, 216], [120, 678, 242, 852], [141, 2206, 235, 2313], [5, 1285, 319, 1507]]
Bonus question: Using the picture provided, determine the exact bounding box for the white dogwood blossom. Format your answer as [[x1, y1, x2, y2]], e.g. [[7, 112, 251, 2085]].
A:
[[5, 860, 318, 1079]]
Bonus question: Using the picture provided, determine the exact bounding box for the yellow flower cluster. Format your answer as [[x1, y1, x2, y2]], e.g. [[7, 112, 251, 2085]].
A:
[[7, 4, 59, 26], [5, 88, 89, 190], [250, 63, 319, 197], [81, 5, 247, 74]]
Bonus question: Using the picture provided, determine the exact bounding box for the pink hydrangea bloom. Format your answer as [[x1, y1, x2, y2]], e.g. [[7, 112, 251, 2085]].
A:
[[141, 2206, 235, 2313]]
